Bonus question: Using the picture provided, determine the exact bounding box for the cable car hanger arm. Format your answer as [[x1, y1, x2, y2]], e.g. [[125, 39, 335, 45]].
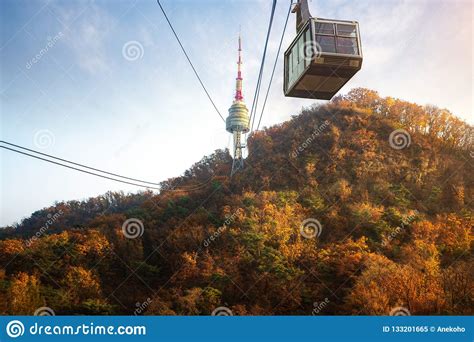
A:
[[293, 0, 312, 33]]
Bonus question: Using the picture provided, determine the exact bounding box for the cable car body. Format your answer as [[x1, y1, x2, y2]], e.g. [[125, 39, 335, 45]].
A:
[[284, 1, 362, 100]]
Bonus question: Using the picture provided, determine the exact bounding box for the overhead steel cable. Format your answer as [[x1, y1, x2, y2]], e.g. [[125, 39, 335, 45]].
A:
[[249, 0, 277, 133], [256, 2, 292, 131], [0, 145, 162, 190], [156, 0, 225, 122], [1, 141, 217, 192], [1, 140, 162, 186]]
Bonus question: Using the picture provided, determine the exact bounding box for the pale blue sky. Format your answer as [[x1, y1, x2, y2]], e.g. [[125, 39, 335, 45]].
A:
[[1, 0, 472, 226]]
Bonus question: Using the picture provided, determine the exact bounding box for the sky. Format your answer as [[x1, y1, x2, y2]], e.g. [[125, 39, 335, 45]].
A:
[[0, 0, 472, 226]]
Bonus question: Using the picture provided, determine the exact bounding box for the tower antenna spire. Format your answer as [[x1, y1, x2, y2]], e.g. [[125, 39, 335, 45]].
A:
[[226, 30, 250, 176], [235, 31, 243, 101]]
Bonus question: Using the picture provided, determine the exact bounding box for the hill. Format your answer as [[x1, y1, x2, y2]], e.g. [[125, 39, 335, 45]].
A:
[[1, 88, 473, 315]]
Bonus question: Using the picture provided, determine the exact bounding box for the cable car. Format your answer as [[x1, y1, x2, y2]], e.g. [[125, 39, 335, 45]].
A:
[[284, 0, 362, 100]]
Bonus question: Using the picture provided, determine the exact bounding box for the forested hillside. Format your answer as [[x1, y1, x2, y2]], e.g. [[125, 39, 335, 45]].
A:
[[1, 88, 472, 315]]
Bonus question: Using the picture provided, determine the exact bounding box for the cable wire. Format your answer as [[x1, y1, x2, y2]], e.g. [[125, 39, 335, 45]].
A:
[[1, 145, 162, 190], [249, 0, 277, 133], [1, 141, 218, 192], [156, 0, 225, 122], [1, 140, 161, 186], [256, 2, 292, 131]]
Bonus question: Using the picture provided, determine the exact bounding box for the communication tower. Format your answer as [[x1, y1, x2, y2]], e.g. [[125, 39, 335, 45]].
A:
[[226, 34, 250, 176]]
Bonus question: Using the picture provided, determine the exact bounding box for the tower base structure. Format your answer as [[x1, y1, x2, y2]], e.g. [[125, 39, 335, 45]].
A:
[[231, 157, 244, 176], [230, 131, 244, 176]]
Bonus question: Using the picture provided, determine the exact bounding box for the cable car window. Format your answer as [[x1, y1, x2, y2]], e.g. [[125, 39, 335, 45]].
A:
[[296, 34, 302, 64], [336, 37, 359, 55], [316, 35, 336, 53], [296, 34, 305, 76], [336, 24, 357, 37], [291, 48, 296, 75], [288, 51, 294, 86], [290, 48, 298, 84], [304, 29, 311, 67], [315, 22, 334, 35]]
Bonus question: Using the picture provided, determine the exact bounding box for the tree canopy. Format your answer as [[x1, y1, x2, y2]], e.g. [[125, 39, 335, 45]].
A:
[[1, 89, 472, 315]]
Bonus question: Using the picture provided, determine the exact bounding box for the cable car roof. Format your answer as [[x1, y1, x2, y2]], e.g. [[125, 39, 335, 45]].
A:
[[313, 17, 359, 24]]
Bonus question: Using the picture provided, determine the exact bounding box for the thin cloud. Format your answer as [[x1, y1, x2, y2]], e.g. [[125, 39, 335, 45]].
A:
[[52, 1, 115, 73]]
